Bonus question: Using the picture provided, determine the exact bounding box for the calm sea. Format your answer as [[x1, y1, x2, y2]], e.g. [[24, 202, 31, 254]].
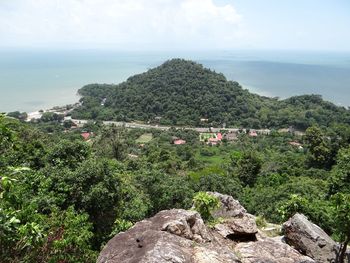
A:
[[0, 50, 349, 112]]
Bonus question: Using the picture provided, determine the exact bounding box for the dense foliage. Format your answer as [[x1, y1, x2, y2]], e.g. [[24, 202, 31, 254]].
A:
[[72, 59, 350, 129], [2, 112, 350, 262], [2, 59, 350, 261]]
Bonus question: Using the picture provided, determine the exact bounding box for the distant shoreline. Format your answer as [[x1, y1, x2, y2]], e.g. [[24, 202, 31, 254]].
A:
[[1, 50, 349, 113]]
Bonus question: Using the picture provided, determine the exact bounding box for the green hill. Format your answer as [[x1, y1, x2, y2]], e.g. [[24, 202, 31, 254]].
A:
[[72, 59, 350, 129]]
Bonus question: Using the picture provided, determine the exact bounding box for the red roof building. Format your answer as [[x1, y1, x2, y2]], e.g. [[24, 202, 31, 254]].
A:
[[217, 132, 223, 140], [81, 132, 91, 140], [249, 130, 258, 137], [174, 139, 186, 145]]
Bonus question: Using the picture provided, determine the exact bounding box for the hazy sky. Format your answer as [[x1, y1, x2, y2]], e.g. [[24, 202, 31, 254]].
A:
[[0, 0, 349, 51]]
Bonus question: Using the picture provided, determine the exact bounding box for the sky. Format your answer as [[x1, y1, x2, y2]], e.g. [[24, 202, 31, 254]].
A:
[[0, 0, 349, 51]]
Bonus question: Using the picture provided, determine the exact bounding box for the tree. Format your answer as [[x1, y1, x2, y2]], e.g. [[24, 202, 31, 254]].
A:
[[195, 173, 243, 200], [93, 126, 128, 161], [0, 115, 18, 169], [329, 146, 350, 195], [278, 194, 309, 220], [135, 169, 194, 214], [46, 139, 91, 169], [39, 158, 122, 247], [304, 126, 331, 168], [332, 193, 350, 263], [7, 111, 28, 121], [40, 112, 63, 122], [236, 151, 262, 187]]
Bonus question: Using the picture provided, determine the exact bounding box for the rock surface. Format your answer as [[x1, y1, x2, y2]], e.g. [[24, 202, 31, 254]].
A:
[[97, 209, 240, 263], [214, 214, 258, 241], [208, 192, 258, 241], [98, 194, 340, 263], [207, 192, 247, 218], [282, 213, 338, 262], [235, 237, 315, 263], [161, 209, 212, 243]]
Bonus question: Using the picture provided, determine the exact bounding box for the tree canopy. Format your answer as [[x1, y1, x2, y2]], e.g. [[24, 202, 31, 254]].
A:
[[72, 59, 350, 129]]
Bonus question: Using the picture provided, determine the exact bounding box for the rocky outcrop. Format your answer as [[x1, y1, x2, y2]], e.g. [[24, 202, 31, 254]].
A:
[[208, 192, 258, 241], [98, 194, 339, 263], [160, 209, 212, 243], [235, 237, 315, 263], [282, 213, 338, 262], [97, 209, 240, 263], [214, 214, 258, 241], [207, 192, 247, 218]]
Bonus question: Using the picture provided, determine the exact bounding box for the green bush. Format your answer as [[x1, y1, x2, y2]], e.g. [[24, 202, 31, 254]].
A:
[[192, 192, 220, 221]]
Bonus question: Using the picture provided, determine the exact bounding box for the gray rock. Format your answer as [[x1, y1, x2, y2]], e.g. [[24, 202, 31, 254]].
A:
[[207, 192, 258, 241], [98, 196, 337, 263], [161, 209, 212, 243], [215, 214, 258, 240], [192, 246, 240, 263], [235, 237, 315, 263], [282, 213, 338, 262], [207, 192, 247, 218], [97, 209, 240, 263]]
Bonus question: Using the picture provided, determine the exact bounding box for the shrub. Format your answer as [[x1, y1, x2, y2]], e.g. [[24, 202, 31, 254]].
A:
[[192, 192, 220, 221]]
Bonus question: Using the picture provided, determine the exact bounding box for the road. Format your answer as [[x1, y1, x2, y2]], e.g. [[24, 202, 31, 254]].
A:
[[71, 119, 271, 134]]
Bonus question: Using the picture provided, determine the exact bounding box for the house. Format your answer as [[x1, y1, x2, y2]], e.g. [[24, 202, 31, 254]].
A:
[[278, 128, 290, 133], [63, 116, 72, 121], [81, 132, 91, 140], [217, 132, 223, 141], [207, 137, 219, 145], [258, 129, 271, 135], [294, 131, 306, 136], [128, 154, 139, 159], [173, 139, 186, 145], [289, 141, 303, 149], [249, 130, 258, 137], [223, 132, 238, 141], [154, 116, 162, 123], [70, 122, 78, 129], [279, 127, 305, 136], [200, 118, 209, 122]]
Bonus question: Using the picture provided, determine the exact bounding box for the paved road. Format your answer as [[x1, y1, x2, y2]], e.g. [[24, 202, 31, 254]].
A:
[[71, 119, 271, 134]]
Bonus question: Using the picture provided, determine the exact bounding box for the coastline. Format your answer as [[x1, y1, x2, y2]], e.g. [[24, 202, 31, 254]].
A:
[[1, 50, 350, 113], [25, 102, 81, 122]]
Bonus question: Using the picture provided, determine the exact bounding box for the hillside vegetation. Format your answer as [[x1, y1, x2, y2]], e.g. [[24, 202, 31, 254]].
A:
[[2, 106, 350, 262], [2, 59, 350, 262], [72, 59, 350, 129]]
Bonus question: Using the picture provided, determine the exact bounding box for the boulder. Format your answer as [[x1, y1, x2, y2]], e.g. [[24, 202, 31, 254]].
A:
[[97, 209, 240, 263], [215, 214, 258, 241], [235, 237, 315, 263], [207, 192, 247, 218], [160, 209, 212, 243], [208, 192, 258, 241], [98, 195, 336, 263], [282, 213, 338, 262]]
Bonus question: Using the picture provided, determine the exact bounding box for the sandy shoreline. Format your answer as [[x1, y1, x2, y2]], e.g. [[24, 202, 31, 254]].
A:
[[25, 102, 80, 122]]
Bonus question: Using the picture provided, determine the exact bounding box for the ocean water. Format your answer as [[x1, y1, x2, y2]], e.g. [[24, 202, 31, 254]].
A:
[[0, 49, 349, 113]]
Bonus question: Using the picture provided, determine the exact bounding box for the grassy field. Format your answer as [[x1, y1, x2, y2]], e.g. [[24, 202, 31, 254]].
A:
[[195, 145, 231, 165], [136, 133, 153, 143]]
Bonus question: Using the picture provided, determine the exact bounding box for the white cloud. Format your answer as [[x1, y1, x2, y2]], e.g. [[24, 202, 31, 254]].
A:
[[0, 0, 243, 49]]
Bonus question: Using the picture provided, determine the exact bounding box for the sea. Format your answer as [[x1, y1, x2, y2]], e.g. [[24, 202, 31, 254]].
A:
[[0, 49, 349, 113]]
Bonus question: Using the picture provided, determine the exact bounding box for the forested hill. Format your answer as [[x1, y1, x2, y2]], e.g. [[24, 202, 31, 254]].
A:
[[72, 59, 350, 129]]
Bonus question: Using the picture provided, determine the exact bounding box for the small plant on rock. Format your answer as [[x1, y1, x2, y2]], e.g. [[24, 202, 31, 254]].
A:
[[192, 192, 220, 222], [255, 215, 267, 228]]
